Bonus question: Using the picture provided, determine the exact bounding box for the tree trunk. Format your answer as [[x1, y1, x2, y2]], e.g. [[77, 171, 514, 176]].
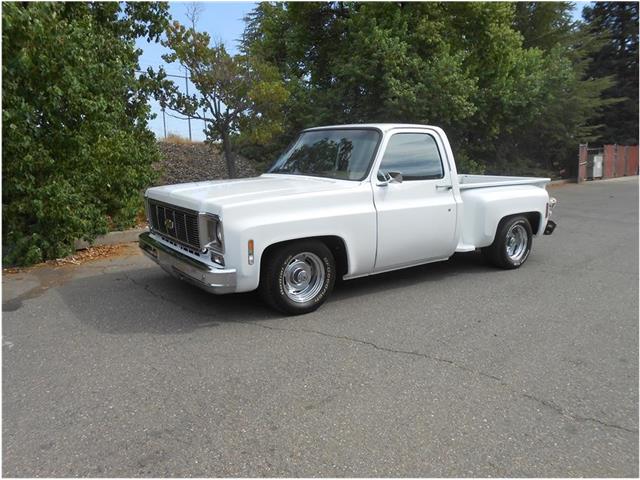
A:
[[221, 130, 237, 179]]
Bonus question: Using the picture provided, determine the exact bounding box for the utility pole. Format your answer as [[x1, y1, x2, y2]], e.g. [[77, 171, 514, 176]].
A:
[[185, 66, 192, 141], [184, 2, 202, 142], [162, 107, 167, 139]]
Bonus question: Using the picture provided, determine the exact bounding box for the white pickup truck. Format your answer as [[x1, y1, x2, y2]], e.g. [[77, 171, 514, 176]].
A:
[[140, 124, 556, 314]]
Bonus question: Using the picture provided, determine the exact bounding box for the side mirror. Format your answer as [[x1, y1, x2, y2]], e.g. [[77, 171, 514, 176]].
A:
[[376, 170, 403, 187], [388, 171, 403, 183]]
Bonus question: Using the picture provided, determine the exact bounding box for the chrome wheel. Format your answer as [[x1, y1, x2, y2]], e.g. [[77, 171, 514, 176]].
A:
[[282, 252, 326, 303], [505, 223, 528, 262]]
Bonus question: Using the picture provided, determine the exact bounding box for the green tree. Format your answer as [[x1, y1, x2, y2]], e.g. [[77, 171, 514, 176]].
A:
[[583, 2, 639, 144], [151, 20, 289, 178], [242, 2, 482, 171], [241, 2, 615, 175], [2, 2, 168, 266], [508, 2, 617, 175], [514, 1, 575, 50]]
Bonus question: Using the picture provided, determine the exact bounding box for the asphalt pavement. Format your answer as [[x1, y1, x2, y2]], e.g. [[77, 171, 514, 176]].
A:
[[2, 177, 638, 477]]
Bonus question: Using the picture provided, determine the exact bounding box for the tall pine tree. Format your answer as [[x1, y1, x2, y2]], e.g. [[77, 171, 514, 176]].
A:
[[583, 2, 639, 144]]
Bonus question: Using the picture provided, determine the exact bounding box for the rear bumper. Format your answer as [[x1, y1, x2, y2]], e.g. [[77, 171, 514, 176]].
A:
[[543, 197, 557, 235], [139, 232, 237, 294], [544, 219, 557, 235]]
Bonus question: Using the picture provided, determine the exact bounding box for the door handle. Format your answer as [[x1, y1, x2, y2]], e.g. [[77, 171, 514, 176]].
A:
[[435, 184, 452, 190]]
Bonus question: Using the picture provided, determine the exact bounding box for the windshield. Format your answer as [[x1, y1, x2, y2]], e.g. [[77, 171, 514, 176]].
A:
[[267, 129, 381, 181]]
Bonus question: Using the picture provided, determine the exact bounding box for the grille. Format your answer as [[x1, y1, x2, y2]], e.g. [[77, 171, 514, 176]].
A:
[[148, 200, 200, 250]]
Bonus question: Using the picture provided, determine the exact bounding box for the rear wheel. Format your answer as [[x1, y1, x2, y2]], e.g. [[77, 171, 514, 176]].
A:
[[259, 240, 335, 315], [482, 216, 533, 269]]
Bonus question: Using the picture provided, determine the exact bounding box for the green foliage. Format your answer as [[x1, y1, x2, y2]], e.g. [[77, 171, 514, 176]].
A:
[[582, 2, 639, 144], [2, 2, 168, 266], [490, 1, 618, 175], [150, 21, 289, 177], [240, 2, 615, 176]]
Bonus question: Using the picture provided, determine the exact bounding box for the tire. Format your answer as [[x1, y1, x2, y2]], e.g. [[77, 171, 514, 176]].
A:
[[259, 240, 336, 315], [482, 215, 533, 269]]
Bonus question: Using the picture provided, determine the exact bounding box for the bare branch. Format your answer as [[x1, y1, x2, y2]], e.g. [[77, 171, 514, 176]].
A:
[[185, 2, 204, 30]]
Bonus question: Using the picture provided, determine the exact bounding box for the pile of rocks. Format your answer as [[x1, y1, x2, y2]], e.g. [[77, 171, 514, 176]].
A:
[[154, 141, 259, 185]]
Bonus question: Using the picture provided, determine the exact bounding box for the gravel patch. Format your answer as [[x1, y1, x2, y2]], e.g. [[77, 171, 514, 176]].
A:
[[155, 142, 260, 185]]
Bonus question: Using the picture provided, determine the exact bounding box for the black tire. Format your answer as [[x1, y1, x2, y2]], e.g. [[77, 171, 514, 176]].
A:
[[482, 215, 533, 269], [259, 240, 336, 315]]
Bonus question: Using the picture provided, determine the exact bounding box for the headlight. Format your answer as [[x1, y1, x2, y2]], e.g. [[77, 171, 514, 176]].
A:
[[206, 218, 217, 245], [199, 213, 224, 252], [216, 222, 224, 244]]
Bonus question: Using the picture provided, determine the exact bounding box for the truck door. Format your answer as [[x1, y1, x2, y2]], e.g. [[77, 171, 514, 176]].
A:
[[372, 131, 457, 271]]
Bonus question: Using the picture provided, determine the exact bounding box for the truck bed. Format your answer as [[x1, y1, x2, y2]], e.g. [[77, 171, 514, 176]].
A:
[[457, 174, 550, 190]]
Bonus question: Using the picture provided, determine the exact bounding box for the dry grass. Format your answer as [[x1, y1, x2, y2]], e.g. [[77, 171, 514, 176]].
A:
[[161, 132, 201, 144], [3, 244, 130, 274], [134, 209, 149, 229]]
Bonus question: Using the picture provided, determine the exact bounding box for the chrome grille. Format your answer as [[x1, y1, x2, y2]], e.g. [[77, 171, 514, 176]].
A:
[[148, 200, 200, 250]]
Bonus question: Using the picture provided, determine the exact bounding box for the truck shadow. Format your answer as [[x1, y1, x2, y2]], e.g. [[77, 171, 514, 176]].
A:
[[332, 251, 491, 301], [61, 251, 492, 335]]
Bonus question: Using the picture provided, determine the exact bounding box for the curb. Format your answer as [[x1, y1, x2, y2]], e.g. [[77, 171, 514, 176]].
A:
[[547, 178, 576, 188], [74, 227, 148, 251], [547, 176, 639, 188]]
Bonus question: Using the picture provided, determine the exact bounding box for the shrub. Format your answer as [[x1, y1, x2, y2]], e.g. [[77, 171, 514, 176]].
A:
[[2, 3, 167, 265]]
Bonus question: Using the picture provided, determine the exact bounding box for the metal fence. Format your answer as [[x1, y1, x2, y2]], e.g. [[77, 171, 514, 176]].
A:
[[578, 144, 639, 183]]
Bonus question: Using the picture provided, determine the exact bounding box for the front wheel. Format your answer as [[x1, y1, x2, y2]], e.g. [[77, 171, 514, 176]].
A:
[[482, 216, 533, 269], [259, 240, 336, 315]]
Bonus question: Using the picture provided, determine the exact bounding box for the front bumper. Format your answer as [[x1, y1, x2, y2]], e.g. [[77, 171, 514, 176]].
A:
[[139, 232, 237, 294]]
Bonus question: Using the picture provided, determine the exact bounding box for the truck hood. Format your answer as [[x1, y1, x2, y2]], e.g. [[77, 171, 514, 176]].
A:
[[146, 174, 358, 212]]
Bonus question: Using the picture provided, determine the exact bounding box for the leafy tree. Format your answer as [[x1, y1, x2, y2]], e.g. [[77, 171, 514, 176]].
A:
[[242, 2, 481, 171], [514, 1, 575, 50], [582, 2, 639, 144], [151, 20, 289, 178], [241, 2, 615, 175], [507, 2, 618, 175], [2, 2, 168, 266]]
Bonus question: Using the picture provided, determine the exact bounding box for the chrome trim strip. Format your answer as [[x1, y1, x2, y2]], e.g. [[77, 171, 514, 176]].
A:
[[147, 198, 198, 216], [139, 232, 236, 294]]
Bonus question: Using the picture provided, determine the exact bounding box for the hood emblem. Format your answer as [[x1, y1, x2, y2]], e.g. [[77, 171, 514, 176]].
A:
[[164, 218, 174, 230]]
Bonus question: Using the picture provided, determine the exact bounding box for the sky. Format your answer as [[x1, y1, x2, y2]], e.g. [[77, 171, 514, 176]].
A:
[[138, 1, 591, 142], [136, 2, 256, 141]]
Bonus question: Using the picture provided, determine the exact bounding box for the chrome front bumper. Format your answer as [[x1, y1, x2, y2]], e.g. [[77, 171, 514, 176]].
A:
[[139, 232, 237, 294]]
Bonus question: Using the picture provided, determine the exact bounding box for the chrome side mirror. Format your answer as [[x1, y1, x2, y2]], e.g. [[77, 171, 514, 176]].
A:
[[388, 171, 403, 183], [376, 170, 403, 187]]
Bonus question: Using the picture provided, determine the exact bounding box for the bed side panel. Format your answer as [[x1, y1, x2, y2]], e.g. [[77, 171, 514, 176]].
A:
[[459, 185, 549, 248]]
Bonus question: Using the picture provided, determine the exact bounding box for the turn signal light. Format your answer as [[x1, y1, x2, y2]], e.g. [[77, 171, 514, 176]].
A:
[[248, 239, 254, 265], [211, 253, 225, 266]]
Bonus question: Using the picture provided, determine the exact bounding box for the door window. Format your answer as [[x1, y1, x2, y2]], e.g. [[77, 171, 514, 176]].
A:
[[378, 133, 444, 181]]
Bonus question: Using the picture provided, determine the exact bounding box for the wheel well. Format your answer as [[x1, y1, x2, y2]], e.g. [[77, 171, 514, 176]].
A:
[[499, 212, 542, 235], [522, 211, 542, 235], [260, 236, 349, 279]]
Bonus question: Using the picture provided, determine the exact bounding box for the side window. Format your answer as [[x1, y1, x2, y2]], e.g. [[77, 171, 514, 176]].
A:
[[378, 133, 444, 181]]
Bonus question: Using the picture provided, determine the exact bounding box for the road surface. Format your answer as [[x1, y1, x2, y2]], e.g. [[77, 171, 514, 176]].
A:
[[3, 177, 638, 476]]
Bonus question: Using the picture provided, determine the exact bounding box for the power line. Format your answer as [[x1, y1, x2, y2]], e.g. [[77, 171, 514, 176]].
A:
[[135, 69, 191, 80], [164, 110, 192, 121]]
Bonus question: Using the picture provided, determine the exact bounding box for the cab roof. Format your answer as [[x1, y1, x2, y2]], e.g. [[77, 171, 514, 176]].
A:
[[303, 123, 437, 133]]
